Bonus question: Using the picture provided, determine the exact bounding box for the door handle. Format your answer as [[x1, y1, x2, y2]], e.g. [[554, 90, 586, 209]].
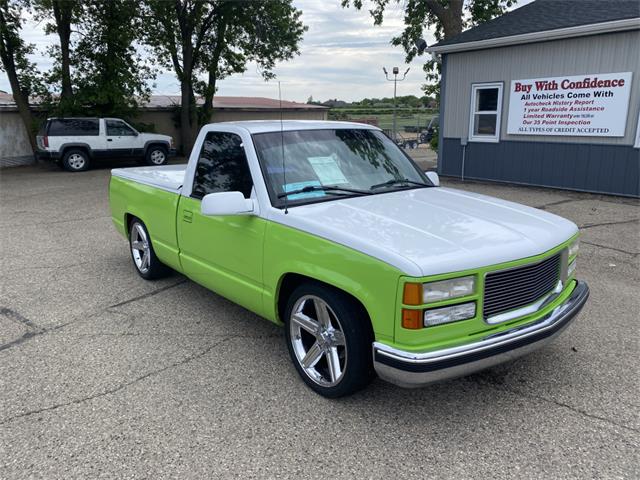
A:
[[183, 210, 193, 223], [107, 139, 113, 142]]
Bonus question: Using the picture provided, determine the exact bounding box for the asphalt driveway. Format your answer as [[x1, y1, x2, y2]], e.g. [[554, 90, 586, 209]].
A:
[[1, 161, 638, 479]]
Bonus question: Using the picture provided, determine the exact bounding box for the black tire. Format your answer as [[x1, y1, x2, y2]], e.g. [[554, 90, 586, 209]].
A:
[[145, 145, 168, 166], [62, 149, 90, 172], [128, 218, 171, 280], [284, 282, 375, 398]]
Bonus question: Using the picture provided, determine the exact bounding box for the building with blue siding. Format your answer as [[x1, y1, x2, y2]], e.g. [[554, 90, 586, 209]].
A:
[[429, 0, 639, 197]]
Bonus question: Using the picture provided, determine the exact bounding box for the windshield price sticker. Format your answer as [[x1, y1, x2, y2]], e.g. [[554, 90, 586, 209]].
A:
[[308, 156, 348, 185], [507, 72, 632, 137]]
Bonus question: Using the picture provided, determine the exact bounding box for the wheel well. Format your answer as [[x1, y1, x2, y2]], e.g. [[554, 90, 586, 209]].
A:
[[277, 273, 373, 338], [124, 213, 137, 235], [146, 143, 168, 154], [62, 145, 90, 159]]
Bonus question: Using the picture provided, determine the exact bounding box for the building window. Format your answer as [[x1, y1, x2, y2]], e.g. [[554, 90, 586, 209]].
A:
[[469, 83, 503, 143]]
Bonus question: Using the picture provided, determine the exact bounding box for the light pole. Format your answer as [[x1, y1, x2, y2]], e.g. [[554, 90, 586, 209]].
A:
[[383, 66, 410, 141]]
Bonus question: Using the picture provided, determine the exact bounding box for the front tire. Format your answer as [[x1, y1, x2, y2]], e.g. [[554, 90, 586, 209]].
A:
[[62, 149, 90, 172], [284, 282, 374, 398], [129, 219, 170, 280], [145, 146, 168, 166]]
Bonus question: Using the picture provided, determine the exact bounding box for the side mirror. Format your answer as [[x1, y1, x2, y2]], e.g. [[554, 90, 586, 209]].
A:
[[201, 191, 254, 216], [425, 171, 440, 187]]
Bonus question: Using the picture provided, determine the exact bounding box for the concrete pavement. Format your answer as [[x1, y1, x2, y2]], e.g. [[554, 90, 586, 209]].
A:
[[0, 161, 638, 479]]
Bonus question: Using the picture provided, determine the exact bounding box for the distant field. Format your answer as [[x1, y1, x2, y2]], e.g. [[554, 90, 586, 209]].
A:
[[328, 108, 438, 135]]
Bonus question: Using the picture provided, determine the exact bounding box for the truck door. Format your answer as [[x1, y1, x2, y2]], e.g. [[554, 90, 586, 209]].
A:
[[177, 131, 267, 316], [105, 119, 136, 157]]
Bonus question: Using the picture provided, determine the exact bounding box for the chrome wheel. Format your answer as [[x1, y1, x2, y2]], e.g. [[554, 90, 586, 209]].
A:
[[130, 223, 151, 273], [149, 149, 166, 165], [289, 295, 347, 387], [68, 153, 86, 170]]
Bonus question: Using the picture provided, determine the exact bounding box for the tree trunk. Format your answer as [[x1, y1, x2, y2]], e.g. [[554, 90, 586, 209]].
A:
[[438, 0, 464, 39], [52, 0, 73, 101], [202, 17, 228, 122], [0, 48, 37, 155]]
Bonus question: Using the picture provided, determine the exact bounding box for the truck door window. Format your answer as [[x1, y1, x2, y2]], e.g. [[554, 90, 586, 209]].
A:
[[191, 132, 253, 199], [106, 120, 136, 136]]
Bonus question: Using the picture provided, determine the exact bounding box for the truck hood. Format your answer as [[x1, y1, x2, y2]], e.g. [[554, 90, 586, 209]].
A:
[[276, 187, 578, 277]]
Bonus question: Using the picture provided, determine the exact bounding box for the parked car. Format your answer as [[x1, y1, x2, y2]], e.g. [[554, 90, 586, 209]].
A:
[[108, 120, 589, 398], [37, 117, 175, 172]]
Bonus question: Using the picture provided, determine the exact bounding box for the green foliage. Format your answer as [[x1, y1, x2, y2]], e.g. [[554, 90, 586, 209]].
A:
[[0, 0, 44, 98], [343, 0, 516, 96], [429, 122, 439, 152]]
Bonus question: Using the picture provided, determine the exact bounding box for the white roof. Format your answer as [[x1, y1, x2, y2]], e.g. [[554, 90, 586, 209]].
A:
[[206, 120, 380, 134]]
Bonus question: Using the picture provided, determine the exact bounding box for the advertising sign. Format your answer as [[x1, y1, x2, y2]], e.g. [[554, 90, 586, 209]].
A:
[[507, 72, 632, 137]]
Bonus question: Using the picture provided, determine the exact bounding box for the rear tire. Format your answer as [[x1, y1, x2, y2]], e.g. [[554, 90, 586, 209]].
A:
[[62, 149, 90, 172], [284, 282, 375, 398], [145, 146, 168, 166], [128, 219, 171, 280]]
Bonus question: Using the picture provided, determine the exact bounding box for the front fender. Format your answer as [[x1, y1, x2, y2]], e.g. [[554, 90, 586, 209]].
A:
[[263, 221, 402, 343]]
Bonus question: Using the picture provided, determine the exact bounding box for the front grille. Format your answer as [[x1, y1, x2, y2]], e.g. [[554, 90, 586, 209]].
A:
[[483, 254, 561, 319]]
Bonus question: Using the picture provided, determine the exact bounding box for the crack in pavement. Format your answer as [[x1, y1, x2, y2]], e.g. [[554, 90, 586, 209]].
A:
[[579, 219, 639, 230], [0, 308, 46, 352], [0, 336, 232, 426], [535, 198, 581, 210], [107, 280, 188, 309], [0, 280, 188, 353], [581, 240, 639, 257], [0, 333, 283, 426], [469, 376, 639, 434]]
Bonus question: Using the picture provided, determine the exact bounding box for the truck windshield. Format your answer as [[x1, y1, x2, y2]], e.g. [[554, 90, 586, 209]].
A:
[[252, 128, 431, 208]]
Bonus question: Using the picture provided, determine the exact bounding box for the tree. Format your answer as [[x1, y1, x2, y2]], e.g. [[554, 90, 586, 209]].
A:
[[33, 0, 153, 117], [0, 0, 40, 153], [343, 0, 516, 95], [70, 0, 154, 117], [33, 0, 79, 104], [144, 0, 305, 153]]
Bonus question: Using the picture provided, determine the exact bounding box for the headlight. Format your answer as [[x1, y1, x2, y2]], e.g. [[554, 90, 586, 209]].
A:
[[423, 275, 475, 303], [567, 259, 576, 278], [424, 302, 476, 327], [568, 238, 579, 258]]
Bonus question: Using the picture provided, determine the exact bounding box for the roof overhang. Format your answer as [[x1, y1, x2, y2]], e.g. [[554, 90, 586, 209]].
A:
[[428, 17, 640, 54]]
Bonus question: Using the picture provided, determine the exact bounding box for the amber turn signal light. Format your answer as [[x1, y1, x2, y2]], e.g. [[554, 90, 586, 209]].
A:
[[401, 309, 423, 329], [403, 283, 423, 305]]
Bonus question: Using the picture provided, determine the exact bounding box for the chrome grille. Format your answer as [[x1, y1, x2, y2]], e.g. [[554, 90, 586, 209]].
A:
[[483, 254, 561, 319]]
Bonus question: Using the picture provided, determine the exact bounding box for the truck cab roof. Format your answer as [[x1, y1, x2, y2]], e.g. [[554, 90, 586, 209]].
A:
[[204, 120, 380, 134]]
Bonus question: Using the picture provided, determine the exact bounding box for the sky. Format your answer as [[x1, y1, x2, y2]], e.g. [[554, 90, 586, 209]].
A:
[[0, 1, 528, 103]]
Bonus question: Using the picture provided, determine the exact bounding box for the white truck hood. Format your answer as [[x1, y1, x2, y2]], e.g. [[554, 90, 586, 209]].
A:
[[275, 187, 578, 277]]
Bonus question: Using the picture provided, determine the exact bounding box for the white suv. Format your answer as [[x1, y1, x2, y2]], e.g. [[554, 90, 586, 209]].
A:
[[36, 117, 175, 172]]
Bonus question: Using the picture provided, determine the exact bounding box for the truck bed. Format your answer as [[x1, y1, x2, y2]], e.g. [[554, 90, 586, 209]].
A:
[[111, 164, 187, 193]]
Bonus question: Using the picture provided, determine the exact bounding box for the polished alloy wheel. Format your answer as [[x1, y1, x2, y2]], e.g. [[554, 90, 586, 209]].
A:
[[289, 295, 347, 386], [130, 223, 151, 273], [68, 153, 86, 170], [150, 149, 166, 165]]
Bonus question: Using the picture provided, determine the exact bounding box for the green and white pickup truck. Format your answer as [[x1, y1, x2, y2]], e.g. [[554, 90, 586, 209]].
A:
[[109, 120, 589, 397]]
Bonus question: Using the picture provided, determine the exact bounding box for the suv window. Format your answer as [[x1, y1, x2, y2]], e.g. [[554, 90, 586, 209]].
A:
[[106, 120, 136, 136], [48, 118, 99, 136], [192, 132, 253, 200]]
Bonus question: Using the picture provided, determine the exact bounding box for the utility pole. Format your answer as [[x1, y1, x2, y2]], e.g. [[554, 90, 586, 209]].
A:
[[383, 66, 410, 141]]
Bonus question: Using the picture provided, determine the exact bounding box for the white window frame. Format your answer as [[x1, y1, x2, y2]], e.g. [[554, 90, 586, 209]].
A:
[[634, 110, 640, 148], [468, 82, 503, 143]]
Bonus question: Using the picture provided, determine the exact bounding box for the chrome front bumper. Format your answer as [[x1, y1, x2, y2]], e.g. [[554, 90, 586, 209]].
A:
[[373, 280, 589, 388]]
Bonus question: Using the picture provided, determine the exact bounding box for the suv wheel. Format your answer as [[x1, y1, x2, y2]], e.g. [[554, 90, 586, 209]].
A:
[[62, 149, 90, 172], [284, 282, 375, 398], [146, 146, 168, 166]]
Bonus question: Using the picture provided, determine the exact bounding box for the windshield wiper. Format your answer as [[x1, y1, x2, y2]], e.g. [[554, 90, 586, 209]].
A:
[[277, 185, 372, 199], [370, 178, 431, 190]]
